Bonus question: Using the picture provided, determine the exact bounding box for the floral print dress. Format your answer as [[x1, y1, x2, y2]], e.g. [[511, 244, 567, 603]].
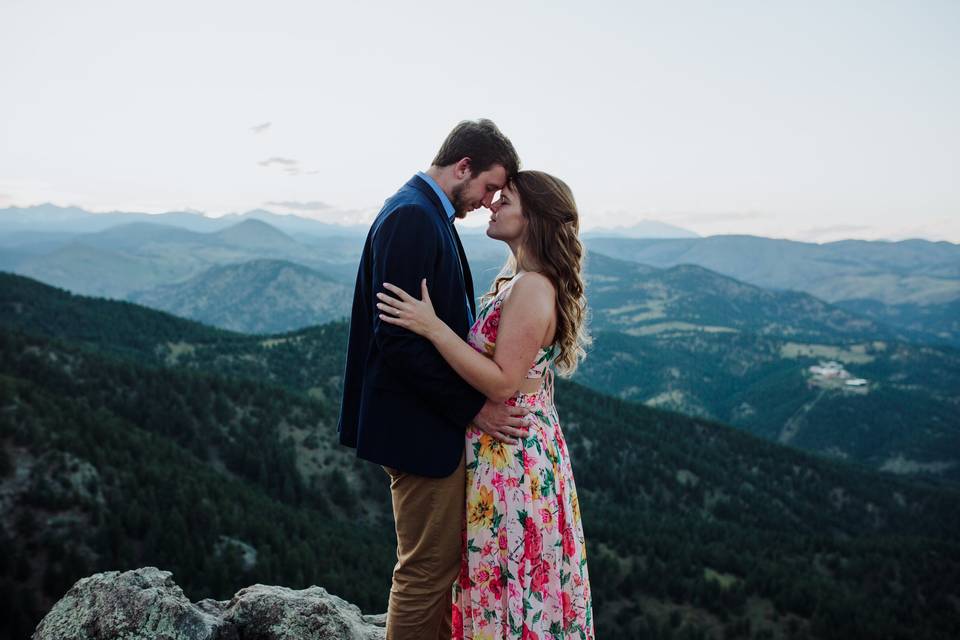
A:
[[452, 277, 594, 640]]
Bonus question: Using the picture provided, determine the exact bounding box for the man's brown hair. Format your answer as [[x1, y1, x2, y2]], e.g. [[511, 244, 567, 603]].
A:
[[431, 119, 520, 177]]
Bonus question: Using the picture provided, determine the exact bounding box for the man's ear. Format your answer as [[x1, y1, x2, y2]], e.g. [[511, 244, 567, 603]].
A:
[[454, 157, 472, 180]]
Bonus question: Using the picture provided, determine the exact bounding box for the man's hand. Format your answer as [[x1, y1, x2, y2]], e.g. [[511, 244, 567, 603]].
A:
[[472, 398, 531, 444]]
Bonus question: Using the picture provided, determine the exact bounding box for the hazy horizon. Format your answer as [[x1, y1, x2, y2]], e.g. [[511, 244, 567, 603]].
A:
[[2, 0, 958, 243], [5, 200, 960, 246]]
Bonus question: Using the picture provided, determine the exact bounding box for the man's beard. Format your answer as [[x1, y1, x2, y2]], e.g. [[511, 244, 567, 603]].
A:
[[450, 181, 471, 219]]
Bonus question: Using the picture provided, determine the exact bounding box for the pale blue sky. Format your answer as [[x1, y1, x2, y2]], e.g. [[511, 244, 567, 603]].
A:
[[1, 0, 957, 241]]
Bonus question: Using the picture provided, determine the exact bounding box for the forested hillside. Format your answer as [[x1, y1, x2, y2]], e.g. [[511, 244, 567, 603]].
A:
[[3, 273, 960, 638]]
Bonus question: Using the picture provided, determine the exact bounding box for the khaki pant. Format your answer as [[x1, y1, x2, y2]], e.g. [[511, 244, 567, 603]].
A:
[[381, 451, 465, 640]]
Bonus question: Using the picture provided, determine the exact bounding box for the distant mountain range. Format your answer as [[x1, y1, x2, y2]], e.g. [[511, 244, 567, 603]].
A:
[[584, 253, 902, 343], [835, 297, 960, 343], [127, 259, 352, 334], [5, 205, 956, 307], [1, 203, 702, 240], [0, 203, 370, 237], [8, 219, 946, 344], [2, 212, 958, 481], [2, 219, 354, 300], [582, 219, 700, 238], [2, 275, 959, 639], [584, 235, 960, 307], [572, 254, 960, 478]]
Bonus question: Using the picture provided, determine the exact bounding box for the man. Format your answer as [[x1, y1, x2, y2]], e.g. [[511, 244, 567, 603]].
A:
[[337, 119, 531, 640]]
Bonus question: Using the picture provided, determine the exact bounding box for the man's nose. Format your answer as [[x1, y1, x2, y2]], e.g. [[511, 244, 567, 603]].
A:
[[482, 192, 496, 209]]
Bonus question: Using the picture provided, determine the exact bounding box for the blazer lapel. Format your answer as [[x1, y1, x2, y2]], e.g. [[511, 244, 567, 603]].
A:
[[407, 174, 475, 315], [449, 222, 476, 317]]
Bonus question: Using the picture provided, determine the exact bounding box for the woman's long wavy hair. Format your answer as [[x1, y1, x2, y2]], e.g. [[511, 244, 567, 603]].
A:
[[481, 170, 591, 376]]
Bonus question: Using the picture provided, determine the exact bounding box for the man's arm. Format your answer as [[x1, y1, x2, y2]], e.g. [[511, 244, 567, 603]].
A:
[[371, 205, 486, 428]]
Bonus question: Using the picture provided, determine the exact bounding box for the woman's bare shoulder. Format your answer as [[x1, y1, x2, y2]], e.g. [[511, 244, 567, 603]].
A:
[[504, 272, 556, 307]]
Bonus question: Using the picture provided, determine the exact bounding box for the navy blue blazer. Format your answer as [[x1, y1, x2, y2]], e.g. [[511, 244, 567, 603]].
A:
[[337, 175, 487, 477]]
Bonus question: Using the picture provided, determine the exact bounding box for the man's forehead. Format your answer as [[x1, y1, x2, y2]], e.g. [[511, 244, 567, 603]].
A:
[[480, 164, 508, 187]]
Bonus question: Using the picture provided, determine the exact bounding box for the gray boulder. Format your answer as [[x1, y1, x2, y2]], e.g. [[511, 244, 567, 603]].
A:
[[32, 566, 386, 640]]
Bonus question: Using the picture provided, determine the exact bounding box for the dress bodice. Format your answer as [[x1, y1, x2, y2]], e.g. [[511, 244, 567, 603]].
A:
[[467, 275, 557, 379]]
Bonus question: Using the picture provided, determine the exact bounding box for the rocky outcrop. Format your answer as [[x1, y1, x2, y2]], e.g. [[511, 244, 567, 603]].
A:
[[32, 566, 386, 640]]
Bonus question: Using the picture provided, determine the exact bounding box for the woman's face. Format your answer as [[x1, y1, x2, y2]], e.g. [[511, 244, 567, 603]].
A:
[[486, 183, 527, 244]]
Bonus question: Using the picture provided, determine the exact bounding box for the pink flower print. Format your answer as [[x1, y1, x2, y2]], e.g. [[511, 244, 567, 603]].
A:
[[491, 472, 507, 502], [557, 433, 568, 457], [530, 559, 550, 595], [474, 562, 491, 586], [481, 309, 500, 342], [540, 507, 555, 531], [523, 516, 542, 562], [562, 525, 576, 559], [523, 449, 536, 474], [488, 565, 503, 600], [458, 556, 472, 588], [452, 604, 463, 639], [562, 591, 576, 629]]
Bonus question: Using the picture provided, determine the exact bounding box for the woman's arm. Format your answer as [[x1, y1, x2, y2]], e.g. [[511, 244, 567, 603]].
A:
[[369, 206, 486, 427], [377, 274, 555, 403]]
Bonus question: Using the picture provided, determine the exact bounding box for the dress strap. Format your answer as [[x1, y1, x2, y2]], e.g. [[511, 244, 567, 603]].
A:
[[478, 275, 519, 313], [544, 367, 555, 407], [498, 275, 521, 297]]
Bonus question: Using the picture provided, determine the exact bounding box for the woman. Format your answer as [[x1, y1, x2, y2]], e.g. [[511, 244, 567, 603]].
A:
[[376, 170, 594, 640]]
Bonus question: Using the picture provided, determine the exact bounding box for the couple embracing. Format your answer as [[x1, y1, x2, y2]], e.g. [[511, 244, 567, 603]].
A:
[[338, 119, 594, 640]]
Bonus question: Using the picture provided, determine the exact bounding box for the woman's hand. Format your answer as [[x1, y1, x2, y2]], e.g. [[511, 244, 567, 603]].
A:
[[377, 279, 445, 341]]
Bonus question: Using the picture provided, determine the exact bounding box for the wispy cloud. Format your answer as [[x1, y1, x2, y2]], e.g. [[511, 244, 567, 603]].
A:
[[259, 157, 301, 176], [264, 200, 332, 211], [250, 121, 272, 134], [258, 157, 298, 167]]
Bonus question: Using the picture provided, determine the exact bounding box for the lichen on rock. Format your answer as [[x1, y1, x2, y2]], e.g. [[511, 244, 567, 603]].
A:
[[32, 566, 386, 640]]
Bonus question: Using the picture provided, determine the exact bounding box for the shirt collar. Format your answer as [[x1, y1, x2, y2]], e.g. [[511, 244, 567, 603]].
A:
[[416, 171, 456, 223]]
